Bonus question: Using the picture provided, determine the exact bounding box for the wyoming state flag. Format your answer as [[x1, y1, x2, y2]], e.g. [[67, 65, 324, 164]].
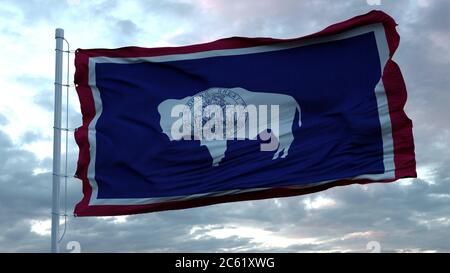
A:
[[74, 11, 416, 216]]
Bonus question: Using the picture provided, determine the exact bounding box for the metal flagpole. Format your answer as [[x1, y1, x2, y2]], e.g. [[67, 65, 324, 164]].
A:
[[52, 28, 64, 253]]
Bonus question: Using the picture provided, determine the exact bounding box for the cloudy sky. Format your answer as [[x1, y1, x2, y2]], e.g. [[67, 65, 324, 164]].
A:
[[0, 0, 449, 253]]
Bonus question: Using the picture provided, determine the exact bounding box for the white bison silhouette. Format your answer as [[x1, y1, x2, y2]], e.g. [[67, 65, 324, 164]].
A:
[[158, 87, 301, 166]]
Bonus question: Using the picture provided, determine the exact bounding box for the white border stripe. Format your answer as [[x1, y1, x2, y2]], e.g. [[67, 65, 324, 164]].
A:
[[86, 23, 394, 206]]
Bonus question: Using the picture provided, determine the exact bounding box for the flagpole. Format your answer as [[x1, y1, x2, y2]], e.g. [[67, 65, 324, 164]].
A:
[[52, 28, 64, 253]]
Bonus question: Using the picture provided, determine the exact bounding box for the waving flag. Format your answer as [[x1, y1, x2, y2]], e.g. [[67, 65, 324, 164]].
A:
[[74, 10, 415, 216]]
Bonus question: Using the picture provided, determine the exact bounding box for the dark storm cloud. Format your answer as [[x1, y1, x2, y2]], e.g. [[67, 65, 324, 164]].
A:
[[114, 19, 140, 37], [103, 0, 200, 47], [0, 131, 51, 252], [107, 18, 142, 46], [0, 132, 51, 216]]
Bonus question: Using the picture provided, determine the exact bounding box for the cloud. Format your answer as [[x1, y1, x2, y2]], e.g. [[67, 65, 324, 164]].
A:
[[303, 196, 337, 210], [114, 19, 140, 37], [0, 114, 8, 125], [0, 0, 449, 253], [30, 219, 51, 236]]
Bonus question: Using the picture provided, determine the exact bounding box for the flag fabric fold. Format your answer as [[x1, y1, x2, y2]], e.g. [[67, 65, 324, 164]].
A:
[[74, 10, 415, 217]]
